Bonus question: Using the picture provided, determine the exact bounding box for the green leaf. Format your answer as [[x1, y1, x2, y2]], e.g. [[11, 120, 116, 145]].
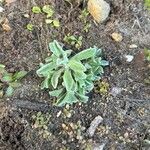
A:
[[41, 75, 50, 89], [65, 50, 72, 57], [27, 24, 34, 31], [49, 88, 64, 97], [51, 69, 64, 89], [63, 69, 74, 91], [6, 86, 14, 97], [71, 48, 96, 60], [2, 73, 13, 82], [0, 64, 5, 73], [13, 71, 27, 80], [53, 19, 60, 27], [32, 6, 41, 14], [36, 62, 56, 76], [74, 71, 87, 81], [42, 5, 54, 17], [49, 40, 64, 57], [76, 92, 88, 102], [100, 60, 109, 66], [78, 80, 86, 87], [56, 91, 77, 106], [9, 82, 21, 88], [68, 60, 86, 72], [0, 64, 5, 68]]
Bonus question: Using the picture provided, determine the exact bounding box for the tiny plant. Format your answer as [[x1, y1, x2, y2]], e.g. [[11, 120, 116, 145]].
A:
[[79, 8, 91, 33], [144, 0, 150, 10], [0, 64, 27, 97], [144, 48, 150, 61], [27, 23, 34, 31], [32, 112, 51, 138], [36, 40, 109, 106], [64, 34, 83, 49], [45, 19, 60, 28], [32, 6, 41, 14], [79, 8, 89, 24], [42, 5, 54, 18], [95, 80, 109, 95]]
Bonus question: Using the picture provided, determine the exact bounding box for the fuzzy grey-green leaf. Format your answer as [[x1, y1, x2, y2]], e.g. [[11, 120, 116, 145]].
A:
[[63, 70, 74, 91], [51, 69, 64, 89], [68, 60, 86, 72], [49, 88, 64, 97], [56, 91, 77, 106], [36, 62, 56, 76], [72, 48, 96, 60]]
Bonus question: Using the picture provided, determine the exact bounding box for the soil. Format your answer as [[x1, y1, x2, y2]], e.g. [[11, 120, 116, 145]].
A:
[[0, 0, 150, 150]]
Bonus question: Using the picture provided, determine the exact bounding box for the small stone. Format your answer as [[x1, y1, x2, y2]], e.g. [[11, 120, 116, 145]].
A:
[[0, 6, 4, 13], [111, 33, 123, 42], [88, 0, 110, 23], [93, 143, 106, 150], [110, 87, 122, 97], [23, 14, 30, 18], [124, 55, 134, 62], [129, 44, 138, 49], [57, 111, 62, 117], [124, 132, 129, 138], [87, 115, 103, 137]]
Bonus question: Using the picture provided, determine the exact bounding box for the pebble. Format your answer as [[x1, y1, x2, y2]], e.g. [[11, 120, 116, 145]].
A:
[[124, 55, 134, 62], [110, 87, 122, 97], [87, 115, 103, 137], [129, 44, 138, 49], [57, 110, 62, 117], [111, 32, 123, 42], [0, 6, 4, 12], [93, 143, 106, 150], [88, 0, 110, 23]]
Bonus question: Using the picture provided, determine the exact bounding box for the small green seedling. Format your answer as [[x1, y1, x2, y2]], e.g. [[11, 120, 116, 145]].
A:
[[27, 23, 34, 31], [144, 48, 150, 61], [32, 6, 41, 14], [42, 5, 54, 18], [144, 0, 150, 10], [32, 112, 51, 138], [0, 64, 27, 97], [36, 40, 109, 106], [45, 19, 60, 28], [83, 23, 91, 33], [79, 8, 89, 24], [64, 34, 83, 49]]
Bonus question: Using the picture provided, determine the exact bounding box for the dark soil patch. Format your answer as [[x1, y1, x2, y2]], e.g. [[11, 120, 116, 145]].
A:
[[0, 0, 150, 149]]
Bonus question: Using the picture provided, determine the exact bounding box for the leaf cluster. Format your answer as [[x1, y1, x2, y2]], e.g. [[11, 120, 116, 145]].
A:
[[64, 34, 83, 49], [36, 40, 109, 106], [0, 64, 27, 97], [31, 5, 60, 29]]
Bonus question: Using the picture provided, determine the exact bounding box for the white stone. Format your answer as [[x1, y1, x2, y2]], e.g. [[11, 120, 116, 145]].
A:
[[125, 55, 134, 62]]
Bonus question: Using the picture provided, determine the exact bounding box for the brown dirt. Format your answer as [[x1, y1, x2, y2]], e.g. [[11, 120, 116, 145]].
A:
[[0, 0, 150, 150]]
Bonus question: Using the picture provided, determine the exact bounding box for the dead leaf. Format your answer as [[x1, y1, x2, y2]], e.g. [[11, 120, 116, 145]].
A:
[[2, 18, 11, 32], [88, 0, 110, 23]]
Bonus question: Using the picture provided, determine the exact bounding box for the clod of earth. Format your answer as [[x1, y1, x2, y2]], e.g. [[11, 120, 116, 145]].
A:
[[88, 0, 110, 23]]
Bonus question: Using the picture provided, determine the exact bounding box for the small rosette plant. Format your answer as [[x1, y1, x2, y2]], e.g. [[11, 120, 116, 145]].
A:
[[36, 40, 109, 106]]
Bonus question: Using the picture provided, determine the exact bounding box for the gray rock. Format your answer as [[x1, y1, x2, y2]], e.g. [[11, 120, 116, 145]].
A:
[[87, 115, 103, 137]]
